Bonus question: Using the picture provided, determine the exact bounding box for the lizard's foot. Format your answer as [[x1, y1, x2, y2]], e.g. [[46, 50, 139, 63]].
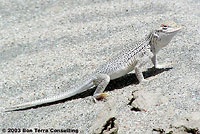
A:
[[93, 93, 109, 102], [154, 64, 166, 69], [139, 79, 148, 86], [154, 63, 172, 69]]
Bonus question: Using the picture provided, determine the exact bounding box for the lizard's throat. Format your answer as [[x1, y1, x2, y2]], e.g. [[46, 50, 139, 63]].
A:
[[149, 35, 162, 54]]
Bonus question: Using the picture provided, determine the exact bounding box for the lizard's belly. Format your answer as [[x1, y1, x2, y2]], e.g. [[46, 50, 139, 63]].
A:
[[109, 62, 136, 80]]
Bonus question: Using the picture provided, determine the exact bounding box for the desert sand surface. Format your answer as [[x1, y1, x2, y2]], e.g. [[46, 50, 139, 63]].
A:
[[0, 0, 200, 134]]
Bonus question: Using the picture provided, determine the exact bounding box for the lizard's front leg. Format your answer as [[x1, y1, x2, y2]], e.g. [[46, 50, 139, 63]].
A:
[[135, 65, 147, 84], [151, 54, 166, 69], [93, 74, 110, 101], [135, 59, 148, 84]]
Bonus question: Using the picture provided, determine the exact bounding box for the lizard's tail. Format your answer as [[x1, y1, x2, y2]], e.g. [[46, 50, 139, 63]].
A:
[[5, 79, 94, 112]]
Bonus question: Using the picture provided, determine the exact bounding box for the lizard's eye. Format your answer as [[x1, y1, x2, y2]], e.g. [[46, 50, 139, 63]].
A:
[[161, 24, 168, 30], [161, 24, 168, 27], [162, 27, 167, 30]]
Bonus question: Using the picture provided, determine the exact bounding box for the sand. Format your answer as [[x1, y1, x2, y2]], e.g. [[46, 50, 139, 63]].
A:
[[0, 0, 200, 133]]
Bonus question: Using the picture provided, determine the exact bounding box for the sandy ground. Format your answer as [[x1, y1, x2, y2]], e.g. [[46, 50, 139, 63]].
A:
[[0, 0, 200, 134]]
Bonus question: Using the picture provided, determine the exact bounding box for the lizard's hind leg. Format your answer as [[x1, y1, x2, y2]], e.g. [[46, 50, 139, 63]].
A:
[[93, 74, 110, 100]]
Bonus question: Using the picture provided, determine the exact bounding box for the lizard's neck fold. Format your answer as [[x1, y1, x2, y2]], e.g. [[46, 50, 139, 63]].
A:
[[148, 31, 162, 54]]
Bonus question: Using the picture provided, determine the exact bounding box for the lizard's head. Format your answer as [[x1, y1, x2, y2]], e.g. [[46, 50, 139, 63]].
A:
[[151, 21, 181, 53]]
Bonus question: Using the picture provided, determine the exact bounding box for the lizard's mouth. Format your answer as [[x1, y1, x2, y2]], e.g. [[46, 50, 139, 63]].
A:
[[166, 27, 181, 33], [156, 26, 181, 34]]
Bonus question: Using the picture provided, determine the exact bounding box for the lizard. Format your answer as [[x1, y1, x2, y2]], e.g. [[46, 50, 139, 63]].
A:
[[5, 21, 181, 111]]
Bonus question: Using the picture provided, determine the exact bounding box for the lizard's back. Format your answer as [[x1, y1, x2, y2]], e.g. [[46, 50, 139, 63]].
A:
[[95, 35, 152, 80]]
